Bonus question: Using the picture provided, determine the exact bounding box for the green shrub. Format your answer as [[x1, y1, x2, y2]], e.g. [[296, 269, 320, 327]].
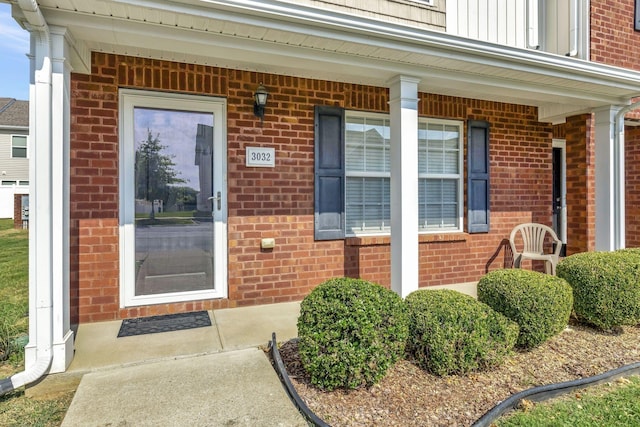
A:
[[557, 249, 640, 330], [405, 289, 518, 376], [297, 277, 409, 391], [478, 269, 573, 349]]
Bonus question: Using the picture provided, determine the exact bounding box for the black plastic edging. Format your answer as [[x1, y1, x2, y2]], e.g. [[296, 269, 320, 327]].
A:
[[269, 333, 331, 427], [472, 361, 640, 427]]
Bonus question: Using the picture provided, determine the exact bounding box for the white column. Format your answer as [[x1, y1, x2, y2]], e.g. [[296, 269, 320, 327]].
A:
[[25, 28, 53, 373], [50, 27, 74, 373], [388, 76, 420, 298], [594, 106, 625, 251], [24, 27, 74, 374]]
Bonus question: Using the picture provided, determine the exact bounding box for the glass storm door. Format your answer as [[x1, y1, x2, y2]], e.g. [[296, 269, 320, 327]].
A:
[[120, 91, 227, 307]]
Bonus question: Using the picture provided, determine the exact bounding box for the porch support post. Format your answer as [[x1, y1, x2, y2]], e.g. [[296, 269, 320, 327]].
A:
[[594, 105, 625, 251], [24, 26, 74, 374], [49, 27, 74, 372], [388, 75, 420, 298]]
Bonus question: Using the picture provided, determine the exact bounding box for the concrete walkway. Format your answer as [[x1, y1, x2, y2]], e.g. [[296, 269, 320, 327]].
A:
[[31, 302, 306, 426]]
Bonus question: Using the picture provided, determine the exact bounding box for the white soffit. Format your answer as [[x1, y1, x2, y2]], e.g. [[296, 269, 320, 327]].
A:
[[36, 0, 640, 122]]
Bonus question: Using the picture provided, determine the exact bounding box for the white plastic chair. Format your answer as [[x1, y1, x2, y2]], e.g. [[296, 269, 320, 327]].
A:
[[509, 223, 562, 275]]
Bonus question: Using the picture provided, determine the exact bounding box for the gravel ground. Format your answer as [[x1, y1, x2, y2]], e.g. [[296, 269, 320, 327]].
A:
[[277, 321, 640, 427]]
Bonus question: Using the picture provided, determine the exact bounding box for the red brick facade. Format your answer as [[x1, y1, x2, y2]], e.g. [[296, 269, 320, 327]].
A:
[[591, 0, 640, 72], [626, 126, 640, 248], [69, 52, 554, 322], [564, 114, 596, 255], [13, 194, 24, 229]]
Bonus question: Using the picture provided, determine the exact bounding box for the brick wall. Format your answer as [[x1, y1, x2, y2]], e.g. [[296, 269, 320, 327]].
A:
[[626, 126, 640, 248], [564, 114, 596, 255], [591, 0, 640, 71], [13, 194, 22, 229], [70, 52, 554, 322]]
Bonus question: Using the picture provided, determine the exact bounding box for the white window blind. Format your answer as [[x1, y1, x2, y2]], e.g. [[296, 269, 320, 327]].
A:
[[418, 122, 462, 231], [346, 115, 391, 233]]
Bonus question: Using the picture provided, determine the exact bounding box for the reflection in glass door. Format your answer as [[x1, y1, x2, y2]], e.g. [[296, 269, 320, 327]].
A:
[[133, 108, 215, 296]]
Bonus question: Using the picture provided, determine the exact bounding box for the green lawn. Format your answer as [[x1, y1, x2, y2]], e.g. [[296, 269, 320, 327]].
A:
[[497, 376, 640, 426], [0, 218, 71, 427], [0, 218, 29, 368]]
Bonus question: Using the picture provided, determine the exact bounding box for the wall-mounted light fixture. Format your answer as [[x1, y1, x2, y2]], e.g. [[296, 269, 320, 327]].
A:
[[253, 82, 268, 124]]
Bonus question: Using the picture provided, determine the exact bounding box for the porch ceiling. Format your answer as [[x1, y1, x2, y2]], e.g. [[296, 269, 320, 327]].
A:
[[22, 0, 640, 123]]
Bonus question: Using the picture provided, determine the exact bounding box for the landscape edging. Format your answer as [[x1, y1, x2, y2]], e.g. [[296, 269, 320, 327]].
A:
[[269, 332, 640, 427], [472, 361, 640, 427], [269, 333, 330, 427]]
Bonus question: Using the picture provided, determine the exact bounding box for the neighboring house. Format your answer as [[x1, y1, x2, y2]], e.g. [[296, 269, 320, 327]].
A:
[[4, 0, 640, 374], [0, 98, 29, 219]]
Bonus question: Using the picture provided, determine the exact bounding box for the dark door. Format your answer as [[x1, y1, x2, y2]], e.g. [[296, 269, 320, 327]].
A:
[[552, 146, 566, 256]]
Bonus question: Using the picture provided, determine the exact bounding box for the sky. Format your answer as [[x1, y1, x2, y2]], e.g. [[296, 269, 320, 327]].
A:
[[0, 3, 30, 101]]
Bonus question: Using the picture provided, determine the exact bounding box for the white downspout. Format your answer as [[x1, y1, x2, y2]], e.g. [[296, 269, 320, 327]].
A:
[[567, 0, 579, 57], [526, 0, 540, 50], [0, 0, 53, 396], [612, 99, 640, 250]]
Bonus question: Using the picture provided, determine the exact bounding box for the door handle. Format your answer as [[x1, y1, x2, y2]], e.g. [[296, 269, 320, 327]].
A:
[[208, 191, 221, 211]]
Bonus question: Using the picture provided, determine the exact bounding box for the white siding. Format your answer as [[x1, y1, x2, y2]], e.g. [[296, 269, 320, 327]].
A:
[[0, 131, 30, 183], [541, 0, 580, 57], [446, 0, 528, 48], [279, 0, 447, 31], [446, 0, 586, 58]]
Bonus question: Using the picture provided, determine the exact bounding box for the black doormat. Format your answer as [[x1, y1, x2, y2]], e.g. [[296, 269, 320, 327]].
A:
[[117, 311, 212, 337]]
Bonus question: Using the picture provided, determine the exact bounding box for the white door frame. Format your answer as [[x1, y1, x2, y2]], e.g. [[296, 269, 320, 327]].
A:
[[119, 89, 227, 307]]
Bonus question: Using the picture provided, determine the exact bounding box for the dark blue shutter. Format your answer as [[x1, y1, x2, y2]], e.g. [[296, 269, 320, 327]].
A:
[[467, 120, 490, 233], [314, 106, 345, 240], [636, 0, 640, 31]]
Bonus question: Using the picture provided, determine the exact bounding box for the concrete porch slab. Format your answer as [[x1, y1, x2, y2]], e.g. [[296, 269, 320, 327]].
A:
[[213, 301, 300, 351], [67, 313, 223, 372]]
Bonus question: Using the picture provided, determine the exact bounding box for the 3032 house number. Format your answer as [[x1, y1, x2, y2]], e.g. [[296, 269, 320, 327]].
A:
[[246, 147, 276, 167]]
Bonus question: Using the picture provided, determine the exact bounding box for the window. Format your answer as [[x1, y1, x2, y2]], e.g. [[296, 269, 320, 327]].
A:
[[11, 135, 27, 158], [345, 114, 391, 234], [314, 106, 486, 240], [418, 121, 462, 231], [343, 112, 462, 236], [1, 181, 17, 186]]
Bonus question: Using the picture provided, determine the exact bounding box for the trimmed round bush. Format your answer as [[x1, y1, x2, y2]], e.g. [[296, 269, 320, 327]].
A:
[[405, 289, 518, 376], [557, 249, 640, 331], [478, 269, 573, 349], [297, 277, 409, 391]]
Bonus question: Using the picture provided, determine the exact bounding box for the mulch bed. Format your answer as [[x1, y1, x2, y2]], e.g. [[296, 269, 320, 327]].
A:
[[275, 322, 640, 426]]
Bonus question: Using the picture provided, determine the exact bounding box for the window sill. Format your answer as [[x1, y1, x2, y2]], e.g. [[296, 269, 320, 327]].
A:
[[419, 232, 468, 243], [345, 232, 468, 247]]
